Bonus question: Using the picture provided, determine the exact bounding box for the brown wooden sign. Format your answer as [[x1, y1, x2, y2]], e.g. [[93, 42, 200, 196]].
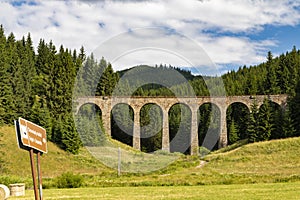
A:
[[16, 118, 47, 154], [15, 118, 46, 200]]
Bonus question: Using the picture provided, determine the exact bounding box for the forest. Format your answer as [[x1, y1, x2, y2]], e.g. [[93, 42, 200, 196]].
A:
[[1, 24, 300, 154]]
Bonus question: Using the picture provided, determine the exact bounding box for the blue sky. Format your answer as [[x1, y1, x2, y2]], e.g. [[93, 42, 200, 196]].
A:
[[253, 24, 300, 54], [1, 0, 300, 75]]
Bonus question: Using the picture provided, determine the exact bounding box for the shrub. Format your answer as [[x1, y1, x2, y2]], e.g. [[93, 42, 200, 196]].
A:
[[199, 146, 210, 158], [0, 176, 24, 186], [55, 172, 84, 188]]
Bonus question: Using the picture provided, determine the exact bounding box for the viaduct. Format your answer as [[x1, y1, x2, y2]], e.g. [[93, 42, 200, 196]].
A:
[[75, 95, 288, 155]]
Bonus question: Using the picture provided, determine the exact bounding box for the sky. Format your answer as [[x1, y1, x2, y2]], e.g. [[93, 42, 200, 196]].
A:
[[1, 0, 300, 75]]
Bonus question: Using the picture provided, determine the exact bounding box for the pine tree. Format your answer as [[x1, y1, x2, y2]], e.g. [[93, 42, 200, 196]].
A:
[[228, 119, 238, 144], [265, 51, 280, 94], [287, 46, 299, 96], [15, 34, 36, 117], [33, 39, 57, 114], [29, 95, 52, 140], [61, 113, 82, 154], [97, 59, 119, 96], [0, 25, 12, 124], [81, 54, 103, 96], [247, 101, 260, 143], [281, 106, 296, 138], [289, 81, 300, 136], [258, 99, 273, 141], [7, 33, 25, 120], [278, 54, 290, 94]]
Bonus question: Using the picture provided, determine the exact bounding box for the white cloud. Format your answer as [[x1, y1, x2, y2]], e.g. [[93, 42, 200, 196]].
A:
[[0, 0, 299, 74]]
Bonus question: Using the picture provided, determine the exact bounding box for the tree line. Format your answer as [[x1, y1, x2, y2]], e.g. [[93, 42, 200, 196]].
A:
[[223, 48, 300, 145], [1, 24, 300, 154]]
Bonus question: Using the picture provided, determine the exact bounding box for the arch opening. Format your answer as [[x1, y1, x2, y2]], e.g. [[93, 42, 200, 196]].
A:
[[259, 100, 283, 140], [76, 103, 106, 146], [169, 103, 191, 155], [198, 103, 221, 151], [111, 103, 134, 147], [140, 103, 163, 153], [226, 102, 250, 145]]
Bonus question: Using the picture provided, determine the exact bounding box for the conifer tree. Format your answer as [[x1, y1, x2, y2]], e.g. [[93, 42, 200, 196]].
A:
[[258, 99, 273, 141], [7, 33, 25, 119], [61, 113, 82, 154], [97, 60, 119, 96], [29, 95, 52, 140], [265, 51, 279, 94], [281, 106, 296, 138], [0, 25, 12, 124], [34, 39, 56, 114], [228, 119, 238, 144], [278, 54, 290, 94], [289, 81, 300, 136], [247, 101, 260, 143], [287, 46, 299, 96]]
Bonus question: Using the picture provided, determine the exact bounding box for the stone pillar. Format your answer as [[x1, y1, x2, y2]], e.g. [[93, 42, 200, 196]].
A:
[[218, 106, 228, 148], [101, 104, 111, 136], [162, 109, 170, 152], [190, 107, 199, 155], [102, 114, 111, 136], [133, 108, 141, 150]]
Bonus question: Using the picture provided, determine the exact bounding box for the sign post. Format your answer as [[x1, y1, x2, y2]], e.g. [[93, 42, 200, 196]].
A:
[[37, 152, 43, 200], [15, 118, 47, 200], [29, 149, 39, 200]]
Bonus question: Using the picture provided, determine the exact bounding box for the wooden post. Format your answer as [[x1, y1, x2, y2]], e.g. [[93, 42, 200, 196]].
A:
[[29, 149, 39, 200], [37, 152, 43, 200]]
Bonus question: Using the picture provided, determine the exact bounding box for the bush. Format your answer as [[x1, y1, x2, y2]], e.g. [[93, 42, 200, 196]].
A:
[[153, 149, 171, 155], [0, 176, 24, 187], [55, 172, 84, 188], [199, 146, 211, 158]]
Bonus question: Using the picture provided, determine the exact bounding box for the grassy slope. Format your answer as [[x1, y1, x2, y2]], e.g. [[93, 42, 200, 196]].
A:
[[0, 126, 112, 178], [1, 125, 300, 187]]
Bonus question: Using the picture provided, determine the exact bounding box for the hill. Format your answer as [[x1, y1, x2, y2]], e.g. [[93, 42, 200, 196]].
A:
[[0, 126, 111, 178], [1, 125, 300, 188], [117, 65, 196, 81]]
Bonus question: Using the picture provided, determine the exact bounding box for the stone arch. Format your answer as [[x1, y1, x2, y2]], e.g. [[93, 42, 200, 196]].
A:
[[198, 102, 221, 151], [140, 103, 163, 153], [77, 103, 102, 118], [226, 102, 250, 144], [111, 103, 134, 147], [259, 100, 282, 110], [168, 103, 192, 154], [76, 103, 105, 147]]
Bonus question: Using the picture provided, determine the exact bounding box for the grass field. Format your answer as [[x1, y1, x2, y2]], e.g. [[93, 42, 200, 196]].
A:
[[10, 182, 300, 200], [1, 125, 300, 193]]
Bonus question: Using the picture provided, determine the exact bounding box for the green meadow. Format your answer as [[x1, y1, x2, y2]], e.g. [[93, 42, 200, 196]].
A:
[[1, 125, 300, 199], [10, 182, 300, 200]]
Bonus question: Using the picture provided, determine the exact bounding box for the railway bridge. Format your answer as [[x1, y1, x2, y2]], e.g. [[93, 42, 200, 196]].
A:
[[75, 95, 288, 155]]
